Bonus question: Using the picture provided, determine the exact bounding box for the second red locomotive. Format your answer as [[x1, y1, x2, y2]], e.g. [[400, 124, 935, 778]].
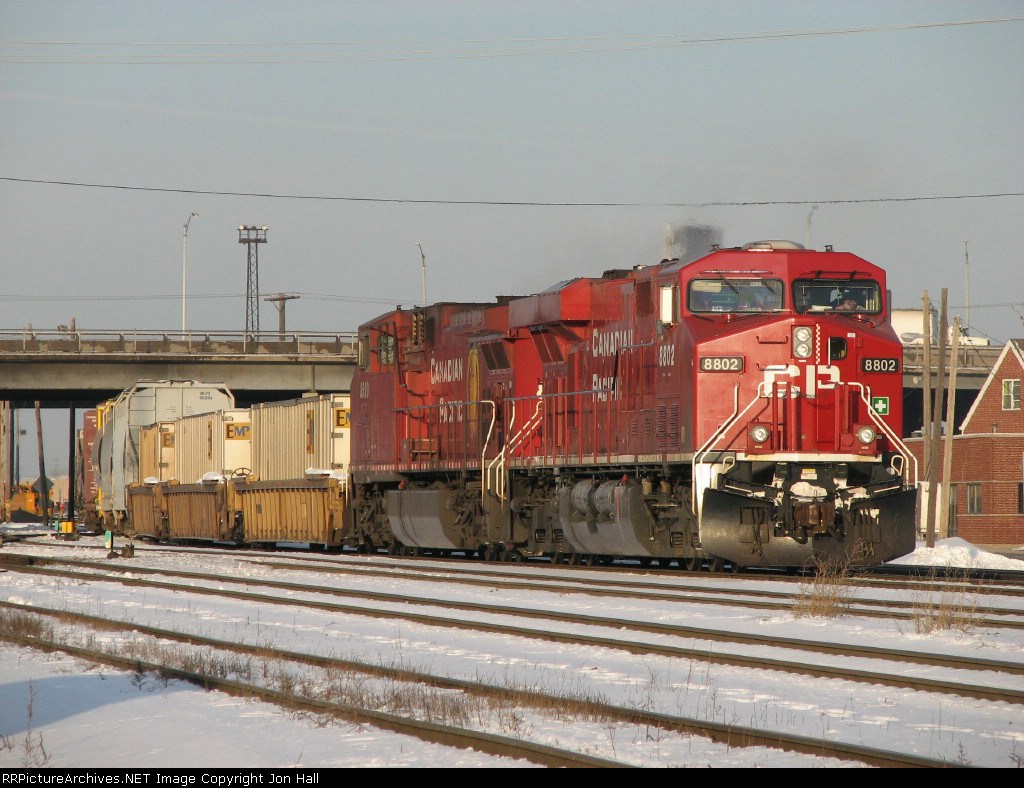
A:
[[347, 240, 918, 570]]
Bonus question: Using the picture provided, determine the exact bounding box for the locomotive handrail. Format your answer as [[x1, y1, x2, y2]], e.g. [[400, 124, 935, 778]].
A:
[[691, 382, 767, 516], [849, 382, 919, 486], [501, 386, 614, 468], [479, 400, 498, 505], [486, 386, 544, 505]]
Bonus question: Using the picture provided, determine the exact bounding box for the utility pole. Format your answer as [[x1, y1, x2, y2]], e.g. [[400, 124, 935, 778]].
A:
[[922, 291, 933, 545], [238, 225, 268, 339], [939, 316, 961, 539], [963, 240, 970, 335], [182, 212, 198, 335], [264, 293, 299, 341], [927, 289, 948, 548], [34, 402, 48, 524], [66, 403, 76, 524]]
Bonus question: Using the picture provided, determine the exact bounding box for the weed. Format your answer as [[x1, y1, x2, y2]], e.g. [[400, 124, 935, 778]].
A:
[[792, 554, 856, 618], [17, 682, 51, 768], [910, 567, 980, 634]]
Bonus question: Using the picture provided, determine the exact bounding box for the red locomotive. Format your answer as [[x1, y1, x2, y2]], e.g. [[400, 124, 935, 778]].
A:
[[347, 240, 918, 570]]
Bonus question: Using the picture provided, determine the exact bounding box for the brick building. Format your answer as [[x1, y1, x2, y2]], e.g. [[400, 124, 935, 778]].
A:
[[905, 339, 1024, 546]]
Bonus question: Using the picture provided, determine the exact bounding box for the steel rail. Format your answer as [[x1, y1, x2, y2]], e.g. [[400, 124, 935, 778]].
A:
[[0, 602, 960, 768], [0, 629, 622, 769], [2, 559, 1023, 704]]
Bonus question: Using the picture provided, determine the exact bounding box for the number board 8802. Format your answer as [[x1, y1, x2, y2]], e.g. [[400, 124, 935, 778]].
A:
[[861, 357, 901, 373], [699, 356, 743, 372]]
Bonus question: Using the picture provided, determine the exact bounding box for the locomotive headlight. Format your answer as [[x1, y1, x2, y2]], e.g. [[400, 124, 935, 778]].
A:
[[792, 326, 813, 359], [749, 425, 771, 444], [856, 426, 877, 444]]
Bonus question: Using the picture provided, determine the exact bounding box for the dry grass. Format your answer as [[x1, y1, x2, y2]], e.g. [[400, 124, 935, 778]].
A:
[[0, 681, 51, 768], [909, 567, 981, 634], [792, 554, 856, 619], [0, 608, 58, 641], [44, 630, 616, 738]]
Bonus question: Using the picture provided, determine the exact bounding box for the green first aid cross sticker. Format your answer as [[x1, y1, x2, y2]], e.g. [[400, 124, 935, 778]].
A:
[[871, 396, 890, 415]]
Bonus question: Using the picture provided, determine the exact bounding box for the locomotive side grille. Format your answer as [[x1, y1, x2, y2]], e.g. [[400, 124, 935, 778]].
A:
[[551, 528, 564, 544], [657, 404, 680, 451], [669, 531, 686, 547]]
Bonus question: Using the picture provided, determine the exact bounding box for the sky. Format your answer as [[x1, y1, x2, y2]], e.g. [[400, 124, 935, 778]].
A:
[[1, 533, 1023, 768], [2, 1, 1023, 470]]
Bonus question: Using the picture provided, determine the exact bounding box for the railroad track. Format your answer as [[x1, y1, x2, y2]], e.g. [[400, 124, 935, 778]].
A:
[[0, 602, 967, 768], [6, 549, 1024, 632], [2, 554, 1022, 702], [3, 541, 1022, 766]]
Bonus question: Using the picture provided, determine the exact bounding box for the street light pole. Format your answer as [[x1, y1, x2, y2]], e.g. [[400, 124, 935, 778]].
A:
[[182, 212, 198, 335], [415, 242, 426, 307]]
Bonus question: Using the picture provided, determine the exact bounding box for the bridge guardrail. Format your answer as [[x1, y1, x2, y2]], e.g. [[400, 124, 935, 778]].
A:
[[0, 329, 359, 359]]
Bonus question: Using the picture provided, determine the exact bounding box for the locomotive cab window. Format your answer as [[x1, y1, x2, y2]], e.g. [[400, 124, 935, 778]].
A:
[[357, 334, 370, 370], [688, 277, 783, 313], [793, 279, 882, 315], [377, 332, 397, 367], [659, 284, 678, 325]]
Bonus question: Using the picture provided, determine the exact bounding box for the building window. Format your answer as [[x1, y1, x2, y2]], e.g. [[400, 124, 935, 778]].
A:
[[1019, 483, 1024, 515], [966, 483, 982, 514], [1003, 379, 1021, 410]]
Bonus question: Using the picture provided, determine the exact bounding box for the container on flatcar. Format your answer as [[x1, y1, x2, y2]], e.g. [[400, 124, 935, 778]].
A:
[[233, 393, 350, 547], [127, 483, 166, 540], [138, 422, 176, 482], [92, 379, 235, 533], [249, 393, 349, 479], [173, 408, 252, 483], [233, 476, 348, 547], [156, 408, 252, 543]]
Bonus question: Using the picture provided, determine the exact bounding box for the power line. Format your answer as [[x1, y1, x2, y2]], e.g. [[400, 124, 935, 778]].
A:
[[6, 19, 1021, 47], [2, 177, 1021, 207], [0, 292, 411, 306], [0, 18, 1020, 64]]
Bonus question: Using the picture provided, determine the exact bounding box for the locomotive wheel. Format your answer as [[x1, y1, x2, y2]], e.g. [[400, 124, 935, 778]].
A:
[[707, 556, 725, 573], [683, 557, 702, 572], [730, 562, 746, 574]]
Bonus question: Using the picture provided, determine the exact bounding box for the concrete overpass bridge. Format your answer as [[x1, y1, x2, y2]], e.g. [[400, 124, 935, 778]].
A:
[[0, 328, 358, 408]]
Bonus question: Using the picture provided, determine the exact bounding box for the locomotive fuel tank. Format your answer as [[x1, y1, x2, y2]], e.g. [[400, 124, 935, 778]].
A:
[[558, 479, 659, 556]]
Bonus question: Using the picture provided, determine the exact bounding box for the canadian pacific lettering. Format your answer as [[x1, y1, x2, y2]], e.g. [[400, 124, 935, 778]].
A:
[[430, 357, 464, 384], [591, 327, 633, 358]]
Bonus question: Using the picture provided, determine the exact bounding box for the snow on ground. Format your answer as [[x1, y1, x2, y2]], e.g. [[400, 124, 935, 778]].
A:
[[1, 530, 1022, 768]]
